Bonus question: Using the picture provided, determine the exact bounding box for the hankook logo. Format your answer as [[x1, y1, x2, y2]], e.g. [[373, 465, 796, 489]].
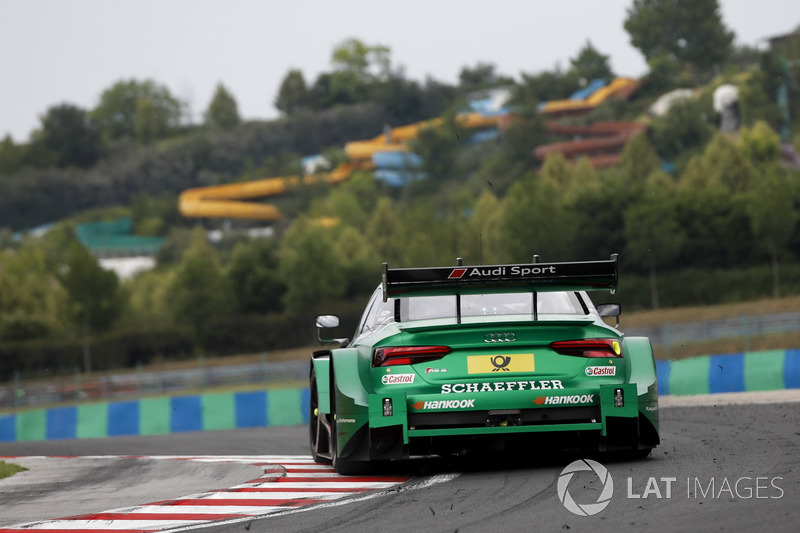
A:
[[484, 333, 516, 343]]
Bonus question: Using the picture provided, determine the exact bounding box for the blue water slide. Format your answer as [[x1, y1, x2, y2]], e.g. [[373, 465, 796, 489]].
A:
[[372, 151, 423, 170], [467, 129, 500, 144], [374, 169, 423, 187], [569, 79, 607, 101]]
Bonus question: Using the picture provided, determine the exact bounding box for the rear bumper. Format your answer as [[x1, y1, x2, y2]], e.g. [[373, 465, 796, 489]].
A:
[[339, 383, 658, 461]]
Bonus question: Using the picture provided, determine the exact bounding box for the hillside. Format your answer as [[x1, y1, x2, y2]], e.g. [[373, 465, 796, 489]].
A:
[[2, 30, 800, 382]]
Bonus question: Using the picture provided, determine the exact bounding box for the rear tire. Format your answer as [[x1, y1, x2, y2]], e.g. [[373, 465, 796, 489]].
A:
[[630, 447, 653, 460], [330, 372, 373, 475], [309, 367, 332, 464]]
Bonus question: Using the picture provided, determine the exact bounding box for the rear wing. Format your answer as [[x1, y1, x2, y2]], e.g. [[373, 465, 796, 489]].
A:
[[382, 255, 618, 302]]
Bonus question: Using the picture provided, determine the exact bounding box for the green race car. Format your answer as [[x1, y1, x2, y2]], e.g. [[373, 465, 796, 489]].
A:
[[309, 255, 659, 474]]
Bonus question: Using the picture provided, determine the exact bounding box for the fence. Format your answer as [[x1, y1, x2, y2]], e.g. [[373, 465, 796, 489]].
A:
[[3, 312, 799, 411], [624, 311, 800, 350], [1, 359, 307, 410]]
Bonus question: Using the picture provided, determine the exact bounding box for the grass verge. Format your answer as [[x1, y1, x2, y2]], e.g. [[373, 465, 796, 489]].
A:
[[0, 460, 27, 480]]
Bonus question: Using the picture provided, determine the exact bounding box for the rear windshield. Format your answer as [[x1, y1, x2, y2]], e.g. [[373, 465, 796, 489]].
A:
[[402, 291, 590, 322]]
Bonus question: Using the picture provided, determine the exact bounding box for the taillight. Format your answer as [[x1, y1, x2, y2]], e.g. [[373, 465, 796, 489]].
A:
[[550, 338, 623, 358], [372, 345, 451, 367]]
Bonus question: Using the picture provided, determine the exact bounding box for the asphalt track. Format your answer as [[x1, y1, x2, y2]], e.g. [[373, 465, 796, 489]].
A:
[[1, 395, 799, 532]]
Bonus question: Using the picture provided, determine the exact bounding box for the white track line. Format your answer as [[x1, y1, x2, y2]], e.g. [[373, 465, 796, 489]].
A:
[[0, 455, 457, 532]]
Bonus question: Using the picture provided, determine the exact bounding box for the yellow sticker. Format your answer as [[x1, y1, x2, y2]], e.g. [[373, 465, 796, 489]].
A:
[[467, 354, 535, 374]]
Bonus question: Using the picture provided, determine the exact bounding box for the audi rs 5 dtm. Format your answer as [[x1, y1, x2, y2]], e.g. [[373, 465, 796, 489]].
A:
[[309, 255, 659, 474]]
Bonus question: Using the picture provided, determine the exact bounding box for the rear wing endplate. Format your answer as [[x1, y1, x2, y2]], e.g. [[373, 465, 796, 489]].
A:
[[382, 254, 618, 301]]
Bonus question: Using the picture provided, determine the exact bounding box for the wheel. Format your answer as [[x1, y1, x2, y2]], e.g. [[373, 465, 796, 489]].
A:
[[309, 367, 332, 464], [329, 370, 371, 475], [630, 447, 653, 460]]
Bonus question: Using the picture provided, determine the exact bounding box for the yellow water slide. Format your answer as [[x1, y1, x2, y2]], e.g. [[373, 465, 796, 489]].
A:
[[178, 162, 363, 221], [540, 77, 640, 115], [178, 112, 505, 221]]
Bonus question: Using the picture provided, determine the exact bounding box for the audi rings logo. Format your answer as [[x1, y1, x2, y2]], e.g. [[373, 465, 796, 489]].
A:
[[557, 459, 614, 516], [484, 333, 516, 343]]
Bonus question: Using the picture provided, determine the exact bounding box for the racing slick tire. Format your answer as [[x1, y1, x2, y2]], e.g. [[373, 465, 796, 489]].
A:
[[309, 367, 332, 465], [330, 371, 375, 475]]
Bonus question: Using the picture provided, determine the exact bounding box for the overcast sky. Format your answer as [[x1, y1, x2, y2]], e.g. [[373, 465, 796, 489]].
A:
[[2, 0, 798, 142]]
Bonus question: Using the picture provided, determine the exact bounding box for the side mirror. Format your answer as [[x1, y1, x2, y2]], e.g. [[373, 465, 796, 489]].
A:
[[597, 303, 621, 328], [315, 315, 349, 347], [315, 315, 340, 329]]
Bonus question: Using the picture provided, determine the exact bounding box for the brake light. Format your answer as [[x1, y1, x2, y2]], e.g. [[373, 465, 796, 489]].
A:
[[550, 338, 623, 358], [372, 345, 452, 367]]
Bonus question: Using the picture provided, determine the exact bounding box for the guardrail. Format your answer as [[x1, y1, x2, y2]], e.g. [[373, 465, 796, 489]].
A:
[[2, 312, 799, 411], [0, 360, 308, 410], [2, 349, 798, 443], [624, 312, 800, 348]]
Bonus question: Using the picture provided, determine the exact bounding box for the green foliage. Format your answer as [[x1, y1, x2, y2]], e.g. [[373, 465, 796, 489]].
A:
[[31, 103, 102, 168], [569, 41, 615, 82], [458, 63, 514, 92], [620, 133, 661, 187], [204, 83, 241, 130], [496, 168, 576, 263], [275, 69, 311, 115], [166, 228, 236, 339], [409, 116, 460, 189], [92, 79, 186, 141], [641, 54, 686, 97], [739, 120, 782, 164], [0, 135, 26, 175], [58, 241, 122, 334], [0, 461, 27, 480], [0, 246, 66, 342], [745, 164, 799, 296], [624, 173, 685, 308], [227, 239, 285, 314], [3, 35, 800, 377], [131, 191, 182, 237], [650, 94, 715, 161], [331, 38, 391, 83], [624, 0, 734, 72], [278, 217, 346, 312], [517, 70, 580, 104], [737, 52, 787, 130]]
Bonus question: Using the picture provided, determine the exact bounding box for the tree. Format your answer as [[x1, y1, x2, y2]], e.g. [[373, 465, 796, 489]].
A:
[[326, 38, 392, 106], [624, 173, 685, 309], [227, 240, 285, 314], [167, 229, 235, 341], [739, 120, 781, 165], [332, 226, 381, 299], [364, 197, 406, 265], [275, 69, 311, 115], [458, 63, 514, 92], [678, 133, 755, 193], [0, 246, 65, 342], [0, 134, 25, 175], [409, 115, 460, 189], [569, 41, 614, 82], [331, 38, 391, 83], [204, 83, 241, 130], [495, 169, 575, 263], [650, 93, 715, 161], [279, 217, 346, 312], [92, 79, 186, 141], [58, 241, 122, 371], [624, 0, 734, 72], [745, 166, 798, 297], [620, 133, 661, 188], [31, 103, 102, 168]]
